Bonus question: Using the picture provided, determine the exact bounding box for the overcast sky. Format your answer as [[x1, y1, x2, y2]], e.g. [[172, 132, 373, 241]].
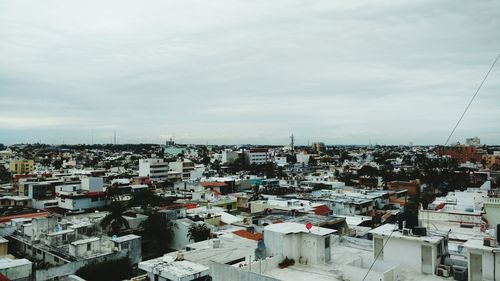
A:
[[0, 0, 499, 145]]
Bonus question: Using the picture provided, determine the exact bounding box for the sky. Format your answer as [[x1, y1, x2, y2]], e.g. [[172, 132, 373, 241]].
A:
[[0, 0, 499, 145]]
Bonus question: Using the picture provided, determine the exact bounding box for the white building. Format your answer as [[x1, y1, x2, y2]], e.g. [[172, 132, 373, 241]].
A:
[[139, 255, 209, 281], [463, 238, 500, 281], [369, 224, 447, 275], [244, 148, 270, 165], [169, 159, 195, 180], [222, 150, 239, 164], [139, 158, 169, 182], [0, 258, 32, 281], [264, 222, 336, 265]]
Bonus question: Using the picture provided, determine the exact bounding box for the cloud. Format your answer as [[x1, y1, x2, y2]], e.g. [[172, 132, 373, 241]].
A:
[[0, 0, 499, 145]]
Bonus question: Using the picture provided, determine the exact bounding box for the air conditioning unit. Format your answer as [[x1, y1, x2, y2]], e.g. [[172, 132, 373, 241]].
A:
[[402, 228, 411, 236], [436, 267, 450, 277], [453, 265, 467, 281], [484, 238, 496, 247], [412, 227, 427, 236]]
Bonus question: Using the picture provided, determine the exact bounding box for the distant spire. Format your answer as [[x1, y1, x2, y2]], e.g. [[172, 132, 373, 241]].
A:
[[114, 132, 116, 145], [290, 134, 295, 150]]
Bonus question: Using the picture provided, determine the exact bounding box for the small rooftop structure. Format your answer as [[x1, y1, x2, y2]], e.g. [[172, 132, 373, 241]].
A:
[[139, 255, 209, 281]]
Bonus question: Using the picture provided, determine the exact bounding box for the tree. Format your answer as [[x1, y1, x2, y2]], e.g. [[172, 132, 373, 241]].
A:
[[76, 257, 133, 281], [128, 190, 166, 209], [358, 165, 379, 179], [100, 202, 130, 235], [188, 223, 211, 242], [140, 212, 175, 255], [0, 165, 12, 183]]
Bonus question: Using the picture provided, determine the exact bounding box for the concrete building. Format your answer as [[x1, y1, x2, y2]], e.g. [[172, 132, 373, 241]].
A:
[[264, 222, 336, 265], [369, 224, 447, 275], [463, 238, 500, 281], [311, 142, 326, 154], [0, 258, 32, 281], [139, 158, 169, 182], [466, 137, 481, 146], [9, 160, 34, 175], [139, 254, 209, 281], [222, 150, 239, 164], [244, 148, 270, 165], [169, 159, 195, 180]]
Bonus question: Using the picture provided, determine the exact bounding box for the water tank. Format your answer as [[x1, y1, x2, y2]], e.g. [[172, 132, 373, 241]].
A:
[[213, 238, 221, 248]]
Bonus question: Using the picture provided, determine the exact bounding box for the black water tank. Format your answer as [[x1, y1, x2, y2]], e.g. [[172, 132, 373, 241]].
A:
[[497, 224, 500, 243]]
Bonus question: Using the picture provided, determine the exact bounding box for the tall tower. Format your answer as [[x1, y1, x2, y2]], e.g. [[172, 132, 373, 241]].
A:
[[114, 132, 116, 145], [290, 134, 295, 151]]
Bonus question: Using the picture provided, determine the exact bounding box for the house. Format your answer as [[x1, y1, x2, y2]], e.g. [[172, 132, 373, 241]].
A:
[[369, 224, 447, 275], [139, 254, 209, 281], [263, 222, 336, 265], [463, 237, 500, 281]]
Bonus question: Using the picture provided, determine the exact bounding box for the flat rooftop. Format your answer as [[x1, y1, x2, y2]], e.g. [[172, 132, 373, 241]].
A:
[[264, 222, 336, 236], [369, 224, 444, 244], [170, 235, 257, 266], [139, 255, 209, 279]]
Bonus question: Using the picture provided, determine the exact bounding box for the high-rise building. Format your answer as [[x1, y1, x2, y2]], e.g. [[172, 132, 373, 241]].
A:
[[139, 158, 169, 182], [311, 142, 326, 154], [465, 137, 480, 146]]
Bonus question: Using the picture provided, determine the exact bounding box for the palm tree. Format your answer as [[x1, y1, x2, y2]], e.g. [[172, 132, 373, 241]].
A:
[[188, 223, 211, 242], [100, 202, 130, 235], [140, 212, 175, 256]]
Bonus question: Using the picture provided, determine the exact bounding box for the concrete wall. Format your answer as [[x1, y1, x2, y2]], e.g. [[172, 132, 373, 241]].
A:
[[467, 248, 500, 281], [376, 235, 437, 274], [210, 261, 280, 281], [35, 250, 128, 281], [343, 257, 399, 281], [0, 260, 32, 281]]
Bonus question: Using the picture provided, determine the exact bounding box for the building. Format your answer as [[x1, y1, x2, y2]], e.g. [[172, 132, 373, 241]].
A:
[[169, 159, 195, 180], [244, 148, 270, 165], [466, 137, 481, 146], [435, 145, 482, 163], [139, 255, 209, 281], [0, 258, 32, 281], [264, 222, 336, 265], [369, 224, 447, 275], [463, 237, 500, 281], [483, 152, 500, 169], [311, 142, 326, 154], [8, 160, 34, 175], [222, 150, 239, 164], [139, 158, 169, 182]]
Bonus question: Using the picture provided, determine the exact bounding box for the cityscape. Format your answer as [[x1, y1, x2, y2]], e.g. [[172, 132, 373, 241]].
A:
[[1, 1, 500, 281]]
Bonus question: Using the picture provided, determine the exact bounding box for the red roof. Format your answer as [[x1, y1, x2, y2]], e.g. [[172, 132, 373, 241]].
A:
[[313, 205, 331, 216], [0, 211, 50, 223], [184, 203, 198, 210], [233, 230, 263, 241], [200, 182, 227, 187], [0, 273, 11, 281]]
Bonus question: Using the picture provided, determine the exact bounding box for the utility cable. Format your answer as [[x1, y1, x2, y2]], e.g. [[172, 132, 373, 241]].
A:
[[444, 52, 500, 146]]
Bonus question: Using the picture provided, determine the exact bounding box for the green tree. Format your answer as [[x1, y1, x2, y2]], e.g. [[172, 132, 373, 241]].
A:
[[140, 212, 175, 255], [0, 165, 12, 183], [100, 202, 130, 235], [76, 257, 133, 281], [128, 190, 166, 209], [188, 223, 211, 242]]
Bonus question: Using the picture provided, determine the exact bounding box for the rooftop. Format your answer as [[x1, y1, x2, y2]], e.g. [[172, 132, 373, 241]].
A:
[[139, 255, 209, 279], [369, 224, 444, 244], [264, 222, 336, 236]]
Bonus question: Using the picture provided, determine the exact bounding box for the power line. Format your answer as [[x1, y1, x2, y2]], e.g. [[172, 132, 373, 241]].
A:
[[444, 52, 500, 146], [361, 224, 398, 281], [362, 53, 500, 281]]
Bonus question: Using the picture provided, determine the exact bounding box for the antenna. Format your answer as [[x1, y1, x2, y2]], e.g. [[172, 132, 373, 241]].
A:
[[114, 132, 116, 145]]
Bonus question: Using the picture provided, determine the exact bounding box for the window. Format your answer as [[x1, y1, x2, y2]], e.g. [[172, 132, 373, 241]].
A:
[[87, 244, 91, 251], [91, 197, 98, 202], [325, 236, 330, 248]]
